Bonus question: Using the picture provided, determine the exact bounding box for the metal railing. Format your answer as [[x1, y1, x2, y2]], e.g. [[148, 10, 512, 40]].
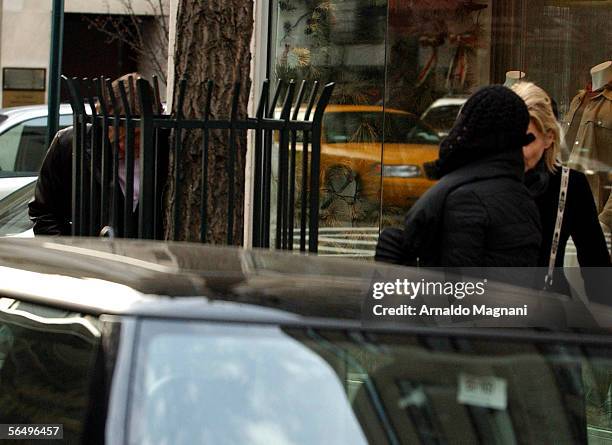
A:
[[62, 75, 334, 252]]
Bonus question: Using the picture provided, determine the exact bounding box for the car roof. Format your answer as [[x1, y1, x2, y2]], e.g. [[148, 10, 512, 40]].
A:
[[0, 103, 88, 134], [0, 238, 374, 319], [272, 104, 418, 121], [0, 103, 73, 118], [324, 104, 411, 115], [0, 238, 610, 335], [425, 97, 468, 109]]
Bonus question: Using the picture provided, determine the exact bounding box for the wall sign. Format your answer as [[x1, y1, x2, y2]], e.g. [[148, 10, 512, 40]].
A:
[[2, 68, 46, 108]]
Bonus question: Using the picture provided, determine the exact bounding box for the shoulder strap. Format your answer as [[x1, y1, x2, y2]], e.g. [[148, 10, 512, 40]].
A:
[[545, 166, 570, 288]]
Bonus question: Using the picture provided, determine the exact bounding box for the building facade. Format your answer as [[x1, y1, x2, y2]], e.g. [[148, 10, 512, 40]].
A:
[[0, 0, 167, 107], [246, 0, 612, 257]]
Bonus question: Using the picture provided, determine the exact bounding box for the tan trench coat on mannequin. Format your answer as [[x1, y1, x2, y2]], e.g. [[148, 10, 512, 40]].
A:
[[564, 86, 612, 213]]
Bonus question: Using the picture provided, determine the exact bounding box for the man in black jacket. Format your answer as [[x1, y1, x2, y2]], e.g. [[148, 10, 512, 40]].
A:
[[28, 73, 153, 237]]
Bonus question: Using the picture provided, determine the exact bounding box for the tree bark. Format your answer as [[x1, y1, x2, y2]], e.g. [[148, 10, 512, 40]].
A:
[[164, 0, 253, 243]]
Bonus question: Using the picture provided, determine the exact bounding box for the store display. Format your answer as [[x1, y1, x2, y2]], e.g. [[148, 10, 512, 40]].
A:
[[565, 60, 612, 211], [600, 193, 612, 239], [591, 60, 612, 91], [503, 70, 526, 87]]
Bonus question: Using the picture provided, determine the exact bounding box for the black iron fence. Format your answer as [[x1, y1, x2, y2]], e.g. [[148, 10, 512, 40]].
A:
[[62, 75, 334, 252]]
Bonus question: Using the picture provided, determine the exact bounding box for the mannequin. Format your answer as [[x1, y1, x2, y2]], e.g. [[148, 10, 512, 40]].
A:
[[565, 60, 612, 211], [591, 61, 612, 91], [600, 193, 612, 245], [503, 70, 526, 87]]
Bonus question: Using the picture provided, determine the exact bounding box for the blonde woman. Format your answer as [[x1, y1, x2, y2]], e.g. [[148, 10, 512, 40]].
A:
[[512, 82, 610, 295]]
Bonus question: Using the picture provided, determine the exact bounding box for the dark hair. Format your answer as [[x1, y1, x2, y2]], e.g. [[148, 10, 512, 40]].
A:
[[101, 72, 159, 117]]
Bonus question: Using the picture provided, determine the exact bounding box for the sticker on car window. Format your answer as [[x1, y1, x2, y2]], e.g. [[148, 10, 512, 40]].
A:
[[457, 373, 507, 410]]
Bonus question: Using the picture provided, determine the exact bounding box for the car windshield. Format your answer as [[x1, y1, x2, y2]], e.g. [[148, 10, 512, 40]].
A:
[[324, 111, 440, 145], [129, 320, 612, 445], [422, 104, 463, 135], [0, 180, 35, 236]]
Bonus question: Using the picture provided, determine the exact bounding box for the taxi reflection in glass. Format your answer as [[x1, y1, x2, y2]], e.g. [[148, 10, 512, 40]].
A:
[[318, 105, 441, 215]]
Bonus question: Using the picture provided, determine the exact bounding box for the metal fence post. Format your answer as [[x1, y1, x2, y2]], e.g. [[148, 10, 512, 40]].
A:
[[276, 81, 296, 250], [46, 0, 64, 150], [137, 78, 155, 239], [300, 81, 319, 252], [251, 80, 269, 248], [227, 82, 241, 245], [288, 80, 307, 250], [118, 80, 135, 238], [97, 77, 112, 229], [85, 79, 100, 236], [105, 79, 121, 236], [262, 80, 283, 248], [308, 83, 335, 253], [172, 79, 187, 240], [63, 76, 86, 236]]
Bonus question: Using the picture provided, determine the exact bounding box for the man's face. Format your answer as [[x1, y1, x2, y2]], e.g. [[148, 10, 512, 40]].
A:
[[108, 126, 141, 159]]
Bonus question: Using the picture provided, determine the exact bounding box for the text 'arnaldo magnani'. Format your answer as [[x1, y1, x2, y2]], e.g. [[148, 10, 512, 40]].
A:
[[362, 267, 610, 329], [371, 278, 529, 318]]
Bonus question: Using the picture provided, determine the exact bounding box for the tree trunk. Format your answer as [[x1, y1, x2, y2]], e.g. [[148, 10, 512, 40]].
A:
[[164, 0, 253, 243]]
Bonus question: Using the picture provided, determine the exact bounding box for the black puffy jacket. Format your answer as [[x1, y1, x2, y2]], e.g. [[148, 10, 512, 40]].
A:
[[526, 162, 611, 297], [377, 150, 542, 267]]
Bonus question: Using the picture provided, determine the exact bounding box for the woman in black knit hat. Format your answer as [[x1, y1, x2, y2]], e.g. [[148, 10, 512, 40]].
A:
[[376, 85, 542, 267]]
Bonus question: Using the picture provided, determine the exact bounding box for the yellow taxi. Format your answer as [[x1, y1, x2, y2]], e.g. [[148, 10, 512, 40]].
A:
[[319, 105, 441, 210]]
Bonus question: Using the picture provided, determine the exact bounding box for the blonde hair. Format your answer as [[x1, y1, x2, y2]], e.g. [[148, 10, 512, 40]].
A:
[[511, 82, 561, 172]]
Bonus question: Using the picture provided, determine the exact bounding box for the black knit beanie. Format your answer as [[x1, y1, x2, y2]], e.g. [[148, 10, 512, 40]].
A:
[[424, 85, 534, 179]]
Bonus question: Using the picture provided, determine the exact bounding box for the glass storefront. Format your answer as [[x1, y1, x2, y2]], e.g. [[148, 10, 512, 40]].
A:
[[268, 0, 612, 258]]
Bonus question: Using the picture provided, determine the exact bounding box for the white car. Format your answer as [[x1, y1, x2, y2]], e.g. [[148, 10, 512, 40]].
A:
[[0, 175, 37, 200], [420, 96, 467, 138], [0, 104, 74, 198], [0, 177, 36, 237]]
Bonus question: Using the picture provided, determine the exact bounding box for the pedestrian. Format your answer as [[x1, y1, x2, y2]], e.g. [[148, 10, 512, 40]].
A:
[[28, 72, 158, 236], [512, 81, 611, 296], [376, 85, 541, 267]]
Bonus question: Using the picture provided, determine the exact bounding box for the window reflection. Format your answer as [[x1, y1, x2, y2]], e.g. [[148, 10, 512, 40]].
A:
[[0, 299, 101, 443], [271, 0, 387, 254], [270, 0, 612, 257], [130, 321, 612, 444]]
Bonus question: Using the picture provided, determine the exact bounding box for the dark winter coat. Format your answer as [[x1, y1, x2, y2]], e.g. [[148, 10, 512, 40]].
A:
[[376, 85, 542, 268], [384, 150, 541, 267], [28, 126, 141, 236], [526, 162, 611, 296]]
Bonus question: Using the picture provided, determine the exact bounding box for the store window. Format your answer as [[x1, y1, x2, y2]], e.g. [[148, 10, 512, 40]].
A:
[[269, 0, 612, 258], [269, 0, 387, 256]]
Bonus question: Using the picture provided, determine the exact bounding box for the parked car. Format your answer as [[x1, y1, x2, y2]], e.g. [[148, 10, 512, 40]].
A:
[[420, 96, 467, 138], [0, 175, 37, 201], [0, 104, 73, 199], [270, 105, 441, 226], [0, 238, 611, 443], [0, 104, 74, 175]]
